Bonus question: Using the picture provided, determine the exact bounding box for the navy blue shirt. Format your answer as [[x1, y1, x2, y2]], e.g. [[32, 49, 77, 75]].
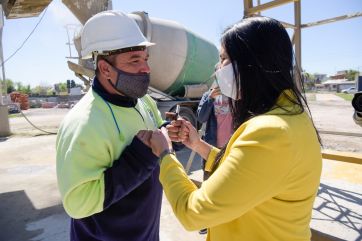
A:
[[70, 78, 162, 241]]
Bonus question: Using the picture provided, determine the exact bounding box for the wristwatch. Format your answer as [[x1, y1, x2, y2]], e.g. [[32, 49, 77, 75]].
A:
[[159, 149, 176, 164]]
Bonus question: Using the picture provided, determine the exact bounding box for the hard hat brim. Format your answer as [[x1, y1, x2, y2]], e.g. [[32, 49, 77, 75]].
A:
[[81, 41, 155, 59]]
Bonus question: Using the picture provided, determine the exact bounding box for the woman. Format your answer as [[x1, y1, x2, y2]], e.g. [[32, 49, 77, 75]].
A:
[[138, 16, 322, 241]]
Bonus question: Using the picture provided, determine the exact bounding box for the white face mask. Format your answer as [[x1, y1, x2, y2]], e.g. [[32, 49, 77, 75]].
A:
[[215, 63, 239, 100]]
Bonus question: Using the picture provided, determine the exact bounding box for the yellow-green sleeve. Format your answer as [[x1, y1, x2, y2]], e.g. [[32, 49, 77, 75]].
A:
[[159, 125, 293, 231], [144, 94, 164, 127]]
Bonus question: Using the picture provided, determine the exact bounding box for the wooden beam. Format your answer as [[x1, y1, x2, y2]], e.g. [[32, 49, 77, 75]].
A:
[[243, 0, 253, 17], [279, 20, 296, 29], [246, 0, 297, 15], [322, 149, 362, 165], [302, 12, 362, 28], [311, 229, 344, 241]]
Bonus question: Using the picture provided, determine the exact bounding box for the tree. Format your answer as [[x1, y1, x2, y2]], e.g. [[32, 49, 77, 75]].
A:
[[59, 83, 67, 92], [302, 72, 316, 90], [15, 82, 31, 94], [20, 85, 31, 95], [31, 85, 52, 96], [345, 69, 358, 81], [1, 79, 16, 93]]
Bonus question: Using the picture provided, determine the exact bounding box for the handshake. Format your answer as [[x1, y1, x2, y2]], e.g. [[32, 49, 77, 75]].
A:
[[136, 118, 200, 158]]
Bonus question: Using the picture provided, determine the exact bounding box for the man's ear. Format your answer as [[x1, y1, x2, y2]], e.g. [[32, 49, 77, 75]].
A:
[[98, 60, 112, 79]]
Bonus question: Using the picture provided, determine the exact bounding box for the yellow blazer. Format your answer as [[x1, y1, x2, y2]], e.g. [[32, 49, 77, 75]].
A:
[[160, 92, 322, 241]]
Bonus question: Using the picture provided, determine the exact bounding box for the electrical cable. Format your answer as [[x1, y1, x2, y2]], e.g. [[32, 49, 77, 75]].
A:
[[1, 6, 54, 134], [18, 108, 57, 135], [0, 6, 48, 67]]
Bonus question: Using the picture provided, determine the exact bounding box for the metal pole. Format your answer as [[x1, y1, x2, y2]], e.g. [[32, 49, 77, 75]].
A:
[[243, 0, 253, 17], [294, 0, 302, 90], [0, 4, 10, 137], [107, 0, 113, 10], [185, 123, 206, 174], [0, 4, 4, 105], [65, 25, 72, 59]]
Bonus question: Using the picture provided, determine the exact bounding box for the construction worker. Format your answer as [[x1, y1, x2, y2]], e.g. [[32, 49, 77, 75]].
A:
[[56, 10, 166, 241]]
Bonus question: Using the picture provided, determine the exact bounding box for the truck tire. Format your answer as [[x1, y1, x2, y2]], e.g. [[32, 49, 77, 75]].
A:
[[179, 106, 197, 127]]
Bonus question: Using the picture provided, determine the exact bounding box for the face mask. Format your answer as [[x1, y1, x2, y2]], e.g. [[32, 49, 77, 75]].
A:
[[215, 63, 239, 100], [108, 64, 150, 99]]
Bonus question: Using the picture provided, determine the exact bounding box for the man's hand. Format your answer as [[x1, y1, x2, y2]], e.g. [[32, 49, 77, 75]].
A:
[[137, 128, 173, 157], [149, 127, 173, 157], [136, 130, 153, 148]]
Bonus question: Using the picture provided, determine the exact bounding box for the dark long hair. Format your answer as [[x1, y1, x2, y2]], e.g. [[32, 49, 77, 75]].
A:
[[212, 16, 321, 172]]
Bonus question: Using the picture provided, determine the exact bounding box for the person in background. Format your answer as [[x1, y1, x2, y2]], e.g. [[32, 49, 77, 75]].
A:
[[196, 78, 233, 235], [138, 16, 322, 241], [56, 10, 165, 241], [197, 79, 233, 165]]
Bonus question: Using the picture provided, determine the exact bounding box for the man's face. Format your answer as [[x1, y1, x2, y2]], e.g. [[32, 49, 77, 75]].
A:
[[97, 49, 151, 95], [113, 50, 150, 74]]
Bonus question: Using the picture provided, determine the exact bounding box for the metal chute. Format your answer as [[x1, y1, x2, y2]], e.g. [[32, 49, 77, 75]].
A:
[[62, 0, 112, 89], [62, 0, 111, 25]]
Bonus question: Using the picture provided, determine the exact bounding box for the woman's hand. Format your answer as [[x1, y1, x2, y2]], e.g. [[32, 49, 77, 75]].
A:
[[180, 120, 202, 151], [166, 119, 190, 142], [209, 87, 221, 99]]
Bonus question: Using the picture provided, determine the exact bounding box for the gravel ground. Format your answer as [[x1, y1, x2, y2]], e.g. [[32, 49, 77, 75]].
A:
[[8, 93, 362, 153], [307, 93, 362, 152]]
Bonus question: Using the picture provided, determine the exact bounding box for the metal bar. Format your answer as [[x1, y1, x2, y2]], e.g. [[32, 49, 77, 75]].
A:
[[243, 0, 253, 17], [246, 0, 297, 15], [279, 20, 296, 29], [302, 12, 362, 28], [185, 123, 206, 174], [256, 0, 261, 15], [294, 0, 302, 90], [311, 229, 341, 241], [318, 129, 362, 138], [322, 149, 362, 165], [0, 5, 4, 105]]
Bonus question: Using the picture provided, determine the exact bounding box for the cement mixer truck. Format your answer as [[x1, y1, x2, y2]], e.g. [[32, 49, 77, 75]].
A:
[[63, 0, 219, 127], [63, 0, 219, 126]]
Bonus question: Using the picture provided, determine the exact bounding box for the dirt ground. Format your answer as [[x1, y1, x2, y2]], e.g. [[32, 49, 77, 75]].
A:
[[0, 93, 361, 241], [307, 93, 362, 152], [8, 93, 362, 152]]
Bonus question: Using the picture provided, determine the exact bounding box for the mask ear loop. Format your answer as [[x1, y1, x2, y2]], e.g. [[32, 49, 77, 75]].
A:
[[99, 57, 124, 96]]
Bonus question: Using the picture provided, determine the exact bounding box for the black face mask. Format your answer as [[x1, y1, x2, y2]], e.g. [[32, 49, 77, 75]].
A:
[[107, 63, 150, 99]]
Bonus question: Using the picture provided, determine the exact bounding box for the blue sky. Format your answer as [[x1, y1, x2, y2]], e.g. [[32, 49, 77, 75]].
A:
[[2, 0, 362, 87]]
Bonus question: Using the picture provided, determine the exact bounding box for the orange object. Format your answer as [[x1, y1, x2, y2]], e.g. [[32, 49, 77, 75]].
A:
[[10, 92, 29, 110]]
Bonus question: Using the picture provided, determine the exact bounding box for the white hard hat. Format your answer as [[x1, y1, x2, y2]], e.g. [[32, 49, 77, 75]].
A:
[[81, 10, 155, 59]]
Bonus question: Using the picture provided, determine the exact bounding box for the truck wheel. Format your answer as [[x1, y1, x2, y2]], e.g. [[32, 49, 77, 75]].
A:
[[179, 106, 197, 127]]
